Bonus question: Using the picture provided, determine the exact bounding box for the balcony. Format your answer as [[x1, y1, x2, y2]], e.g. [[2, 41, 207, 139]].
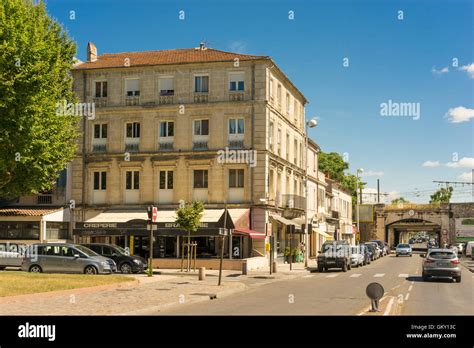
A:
[[229, 92, 244, 102], [93, 97, 107, 108], [159, 140, 174, 151], [125, 143, 139, 152], [331, 210, 340, 219], [282, 194, 306, 210], [159, 95, 174, 105], [194, 93, 208, 103], [228, 139, 244, 149], [193, 141, 208, 150], [92, 144, 106, 153], [37, 195, 53, 205], [125, 96, 140, 106]]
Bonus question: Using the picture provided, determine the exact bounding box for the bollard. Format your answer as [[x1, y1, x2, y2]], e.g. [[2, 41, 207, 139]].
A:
[[242, 262, 247, 275], [272, 261, 278, 273], [198, 267, 206, 281]]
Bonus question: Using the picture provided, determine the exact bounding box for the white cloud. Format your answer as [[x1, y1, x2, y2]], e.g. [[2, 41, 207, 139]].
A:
[[459, 63, 474, 79], [228, 41, 247, 54], [458, 171, 473, 182], [360, 170, 384, 177], [446, 157, 474, 168], [431, 66, 449, 75], [445, 106, 474, 123], [422, 160, 440, 167]]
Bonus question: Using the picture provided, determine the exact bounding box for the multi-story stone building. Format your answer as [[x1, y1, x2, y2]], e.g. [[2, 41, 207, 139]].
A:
[[70, 42, 311, 269]]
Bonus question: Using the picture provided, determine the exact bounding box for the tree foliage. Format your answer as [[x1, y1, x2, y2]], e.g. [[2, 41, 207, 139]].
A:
[[318, 151, 365, 206], [429, 187, 453, 204], [175, 201, 204, 234], [0, 0, 78, 198], [391, 197, 410, 204]]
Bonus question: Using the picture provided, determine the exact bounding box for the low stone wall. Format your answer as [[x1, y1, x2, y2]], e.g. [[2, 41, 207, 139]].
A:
[[151, 256, 268, 271]]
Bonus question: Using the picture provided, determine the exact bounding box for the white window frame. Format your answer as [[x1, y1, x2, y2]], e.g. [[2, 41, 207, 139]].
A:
[[194, 75, 209, 93], [158, 76, 174, 96], [125, 78, 140, 97], [229, 72, 245, 91]]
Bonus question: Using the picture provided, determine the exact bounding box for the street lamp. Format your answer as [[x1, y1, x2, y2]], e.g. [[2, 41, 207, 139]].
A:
[[304, 118, 318, 268], [356, 168, 364, 242], [260, 197, 275, 274]]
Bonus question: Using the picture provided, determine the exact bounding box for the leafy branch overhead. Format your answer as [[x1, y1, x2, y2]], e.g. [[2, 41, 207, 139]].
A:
[[0, 0, 79, 198]]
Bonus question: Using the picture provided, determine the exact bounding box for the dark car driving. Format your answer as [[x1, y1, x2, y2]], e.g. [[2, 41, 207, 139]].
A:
[[82, 243, 147, 273], [363, 243, 377, 261]]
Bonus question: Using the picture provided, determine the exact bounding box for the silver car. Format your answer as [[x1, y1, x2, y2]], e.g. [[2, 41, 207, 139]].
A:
[[396, 243, 412, 257], [422, 249, 461, 283], [0, 243, 27, 269], [21, 243, 116, 274]]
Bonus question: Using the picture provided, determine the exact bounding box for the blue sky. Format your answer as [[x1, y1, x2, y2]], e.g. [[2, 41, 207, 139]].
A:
[[45, 0, 473, 203]]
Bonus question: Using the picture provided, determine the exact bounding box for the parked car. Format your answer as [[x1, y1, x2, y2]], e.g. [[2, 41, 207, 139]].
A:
[[452, 243, 464, 256], [363, 243, 376, 261], [82, 243, 146, 274], [360, 244, 371, 265], [21, 243, 116, 274], [365, 242, 381, 259], [349, 245, 365, 267], [370, 240, 387, 256], [0, 243, 27, 269], [317, 240, 351, 272], [396, 243, 412, 257], [465, 241, 474, 257], [384, 242, 391, 255], [421, 248, 461, 283]]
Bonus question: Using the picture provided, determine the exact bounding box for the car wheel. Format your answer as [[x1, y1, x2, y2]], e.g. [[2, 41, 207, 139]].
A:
[[410, 254, 412, 257], [342, 262, 347, 272], [0, 266, 6, 270], [455, 276, 461, 283], [318, 265, 324, 273], [120, 262, 132, 274], [422, 273, 429, 281], [84, 265, 98, 275], [324, 266, 328, 272], [396, 254, 399, 257], [29, 265, 42, 273], [347, 262, 352, 270]]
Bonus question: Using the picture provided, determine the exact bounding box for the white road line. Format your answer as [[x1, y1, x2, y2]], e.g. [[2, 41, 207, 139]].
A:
[[411, 281, 414, 285], [383, 297, 395, 316], [374, 273, 385, 278], [405, 293, 410, 301], [357, 296, 388, 316], [391, 285, 401, 290], [408, 285, 413, 292], [326, 274, 339, 278], [398, 273, 409, 278], [303, 275, 314, 278], [350, 273, 362, 278]]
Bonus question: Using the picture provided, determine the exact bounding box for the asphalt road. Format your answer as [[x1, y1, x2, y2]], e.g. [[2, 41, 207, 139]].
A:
[[158, 253, 474, 315]]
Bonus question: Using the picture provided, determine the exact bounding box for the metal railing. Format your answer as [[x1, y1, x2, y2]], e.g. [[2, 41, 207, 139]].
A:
[[194, 93, 209, 103], [92, 144, 106, 153], [125, 96, 140, 106], [125, 143, 139, 152], [159, 141, 174, 151], [229, 92, 244, 102], [159, 95, 174, 105], [193, 141, 208, 150], [228, 139, 244, 149], [37, 195, 53, 205], [282, 194, 306, 210], [93, 97, 107, 107]]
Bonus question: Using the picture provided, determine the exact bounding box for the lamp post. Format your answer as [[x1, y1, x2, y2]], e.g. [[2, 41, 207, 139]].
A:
[[304, 118, 318, 268], [260, 197, 275, 274], [356, 168, 364, 241]]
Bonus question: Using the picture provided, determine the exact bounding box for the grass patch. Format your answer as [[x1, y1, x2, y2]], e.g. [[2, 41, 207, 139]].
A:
[[0, 272, 134, 297]]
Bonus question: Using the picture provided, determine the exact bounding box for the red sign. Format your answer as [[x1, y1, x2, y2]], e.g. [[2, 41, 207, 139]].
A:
[[152, 207, 158, 222]]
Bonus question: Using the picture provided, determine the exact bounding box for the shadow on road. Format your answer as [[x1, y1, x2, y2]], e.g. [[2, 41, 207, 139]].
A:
[[407, 275, 455, 283]]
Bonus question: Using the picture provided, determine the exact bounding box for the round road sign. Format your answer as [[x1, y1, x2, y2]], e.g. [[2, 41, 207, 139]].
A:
[[366, 282, 384, 300]]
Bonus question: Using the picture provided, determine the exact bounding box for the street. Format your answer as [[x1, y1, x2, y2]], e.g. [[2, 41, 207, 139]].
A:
[[158, 253, 474, 315]]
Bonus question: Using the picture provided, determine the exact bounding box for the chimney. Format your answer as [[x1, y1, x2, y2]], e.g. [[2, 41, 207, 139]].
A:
[[87, 42, 98, 62], [199, 42, 206, 50]]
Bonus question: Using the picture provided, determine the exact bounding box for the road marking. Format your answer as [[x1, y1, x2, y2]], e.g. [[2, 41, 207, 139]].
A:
[[398, 273, 409, 278], [374, 273, 385, 278], [405, 293, 410, 301], [408, 285, 413, 292], [410, 281, 414, 285], [391, 285, 401, 290], [350, 273, 362, 278], [357, 296, 388, 316], [326, 274, 339, 278], [383, 297, 395, 316], [303, 275, 314, 278]]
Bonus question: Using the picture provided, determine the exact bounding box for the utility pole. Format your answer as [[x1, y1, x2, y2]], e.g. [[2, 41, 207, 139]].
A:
[[218, 204, 227, 286], [377, 179, 380, 203]]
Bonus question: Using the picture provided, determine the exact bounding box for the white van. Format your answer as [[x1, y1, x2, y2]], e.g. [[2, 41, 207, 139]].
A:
[[465, 241, 474, 257]]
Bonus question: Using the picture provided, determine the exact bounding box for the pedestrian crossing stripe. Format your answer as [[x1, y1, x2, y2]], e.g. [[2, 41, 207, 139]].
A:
[[374, 273, 385, 277], [326, 274, 339, 278], [350, 274, 362, 278], [303, 275, 314, 278], [398, 273, 409, 278]]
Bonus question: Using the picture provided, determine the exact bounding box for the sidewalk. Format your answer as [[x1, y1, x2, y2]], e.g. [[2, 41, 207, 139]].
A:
[[0, 260, 316, 315], [459, 256, 474, 273]]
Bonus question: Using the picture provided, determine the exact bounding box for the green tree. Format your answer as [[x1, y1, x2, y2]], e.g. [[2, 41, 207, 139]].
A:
[[0, 0, 78, 198], [391, 197, 410, 204], [341, 173, 365, 207], [175, 201, 204, 270], [318, 152, 348, 182], [429, 187, 453, 204]]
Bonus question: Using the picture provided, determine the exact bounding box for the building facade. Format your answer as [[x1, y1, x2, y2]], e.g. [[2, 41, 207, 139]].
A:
[[70, 43, 311, 267]]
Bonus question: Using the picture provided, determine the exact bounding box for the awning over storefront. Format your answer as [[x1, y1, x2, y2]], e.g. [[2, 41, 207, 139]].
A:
[[233, 228, 266, 239], [74, 208, 251, 238], [313, 228, 332, 239], [269, 214, 301, 229]]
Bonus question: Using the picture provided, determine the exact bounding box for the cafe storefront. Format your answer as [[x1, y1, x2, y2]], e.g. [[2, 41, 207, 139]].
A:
[[73, 208, 265, 264]]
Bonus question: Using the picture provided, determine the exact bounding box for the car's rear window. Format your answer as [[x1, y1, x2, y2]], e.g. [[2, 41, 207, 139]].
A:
[[428, 251, 456, 259], [398, 244, 410, 248]]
